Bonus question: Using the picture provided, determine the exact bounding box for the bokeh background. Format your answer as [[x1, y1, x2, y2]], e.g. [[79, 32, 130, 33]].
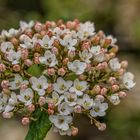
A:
[[0, 0, 140, 140]]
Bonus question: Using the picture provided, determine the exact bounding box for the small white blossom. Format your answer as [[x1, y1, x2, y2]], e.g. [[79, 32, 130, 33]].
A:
[[53, 127, 72, 136], [108, 94, 120, 105], [1, 28, 20, 38], [90, 100, 108, 117], [107, 35, 117, 44], [20, 21, 34, 32], [29, 75, 48, 96], [7, 50, 21, 64], [17, 88, 34, 106], [67, 60, 87, 75], [60, 34, 77, 51], [64, 92, 77, 106], [122, 72, 136, 89], [46, 91, 64, 106], [4, 92, 18, 113], [90, 45, 101, 55], [0, 42, 14, 53], [79, 50, 92, 63], [77, 94, 93, 110], [49, 115, 72, 131], [77, 22, 95, 39], [58, 102, 73, 115], [69, 79, 88, 96], [109, 58, 121, 71], [39, 50, 58, 67], [9, 74, 29, 90], [0, 93, 8, 113], [38, 35, 57, 49], [53, 78, 72, 94]]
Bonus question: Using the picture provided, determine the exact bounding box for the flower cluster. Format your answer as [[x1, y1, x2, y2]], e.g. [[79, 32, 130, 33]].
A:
[[0, 19, 135, 136]]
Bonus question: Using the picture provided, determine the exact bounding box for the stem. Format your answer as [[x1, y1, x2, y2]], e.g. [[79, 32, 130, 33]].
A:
[[25, 104, 52, 140]]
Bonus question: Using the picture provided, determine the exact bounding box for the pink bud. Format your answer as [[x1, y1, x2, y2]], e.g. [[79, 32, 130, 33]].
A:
[[58, 68, 66, 76], [63, 58, 69, 65], [27, 104, 35, 113], [34, 22, 43, 32], [81, 41, 91, 50], [22, 117, 30, 125], [86, 64, 92, 71], [78, 74, 87, 80], [52, 47, 58, 55], [34, 56, 40, 64], [47, 108, 54, 115], [20, 84, 28, 90], [1, 80, 9, 88], [74, 105, 82, 113], [100, 88, 107, 95], [108, 77, 116, 85], [118, 91, 127, 98], [47, 68, 55, 76], [48, 102, 54, 109], [47, 83, 53, 93], [97, 123, 106, 131], [121, 60, 128, 68], [21, 49, 29, 60], [93, 85, 101, 94], [0, 63, 6, 72], [112, 85, 119, 92], [118, 68, 125, 76], [71, 127, 79, 136], [2, 112, 13, 119], [24, 59, 33, 67], [38, 96, 46, 106], [96, 95, 105, 102], [13, 65, 20, 72], [68, 50, 76, 58]]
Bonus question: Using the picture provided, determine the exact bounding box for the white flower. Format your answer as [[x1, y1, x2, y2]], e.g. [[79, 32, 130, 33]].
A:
[[9, 74, 29, 90], [77, 22, 95, 39], [64, 92, 77, 106], [17, 88, 34, 106], [69, 79, 88, 96], [77, 94, 93, 110], [90, 100, 108, 117], [39, 50, 58, 67], [38, 35, 57, 49], [53, 127, 72, 136], [0, 92, 8, 113], [53, 77, 72, 94], [58, 102, 73, 115], [109, 57, 121, 71], [0, 42, 14, 53], [46, 91, 64, 106], [122, 72, 136, 89], [4, 92, 18, 113], [90, 45, 101, 55], [53, 27, 69, 37], [67, 60, 87, 75], [79, 50, 92, 63], [20, 21, 34, 32], [7, 50, 21, 64], [49, 115, 73, 131], [1, 28, 20, 38], [60, 34, 77, 51], [107, 35, 117, 44], [20, 34, 37, 49], [90, 45, 105, 62], [29, 75, 48, 96], [108, 94, 120, 105]]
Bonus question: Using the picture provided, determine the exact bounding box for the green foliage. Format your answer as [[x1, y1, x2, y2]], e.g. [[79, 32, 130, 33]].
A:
[[25, 104, 52, 140]]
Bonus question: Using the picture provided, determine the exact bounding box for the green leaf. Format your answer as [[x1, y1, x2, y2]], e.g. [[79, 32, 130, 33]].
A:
[[64, 72, 78, 81], [27, 64, 43, 77], [25, 104, 52, 140]]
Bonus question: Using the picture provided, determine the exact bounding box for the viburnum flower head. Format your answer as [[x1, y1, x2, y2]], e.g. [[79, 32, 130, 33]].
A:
[[0, 19, 136, 137]]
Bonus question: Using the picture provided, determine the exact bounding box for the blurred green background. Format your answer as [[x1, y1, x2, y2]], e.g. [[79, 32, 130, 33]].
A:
[[0, 0, 140, 140]]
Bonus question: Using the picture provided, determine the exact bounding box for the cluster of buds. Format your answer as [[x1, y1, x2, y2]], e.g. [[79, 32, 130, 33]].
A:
[[0, 20, 135, 136]]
